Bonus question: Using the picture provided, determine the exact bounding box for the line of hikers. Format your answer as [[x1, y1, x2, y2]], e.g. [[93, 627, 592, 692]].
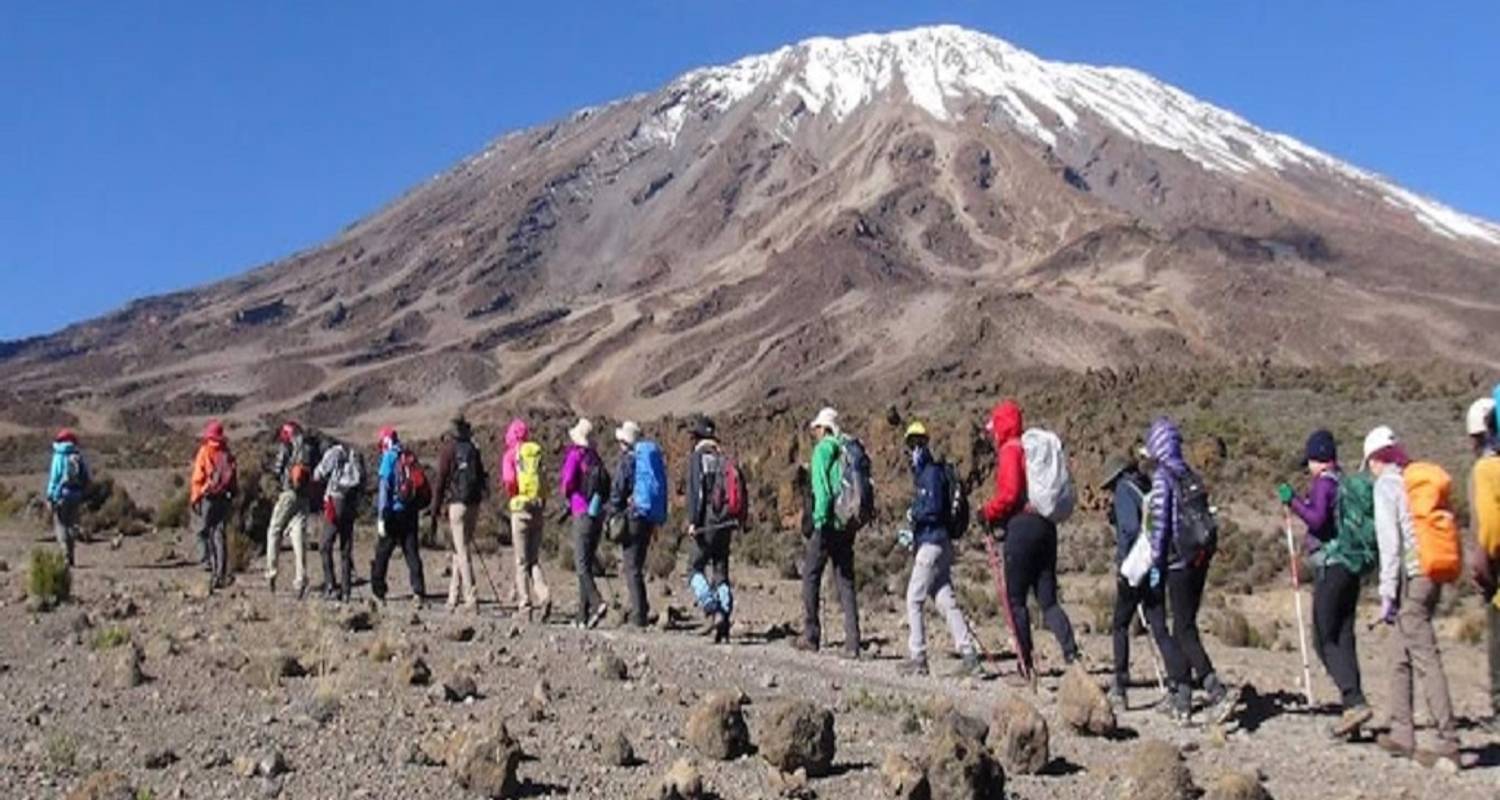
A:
[[40, 388, 1500, 769]]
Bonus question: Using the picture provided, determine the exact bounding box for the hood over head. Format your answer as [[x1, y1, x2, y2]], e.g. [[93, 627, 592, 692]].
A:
[[505, 418, 529, 448], [1146, 417, 1185, 470], [987, 401, 1022, 444]]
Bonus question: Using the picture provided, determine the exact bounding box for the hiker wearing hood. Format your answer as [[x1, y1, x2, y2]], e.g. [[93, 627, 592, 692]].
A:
[[1103, 450, 1187, 708], [45, 429, 89, 567], [984, 400, 1079, 672], [560, 418, 608, 628], [685, 416, 738, 644], [190, 420, 237, 590], [371, 427, 426, 608], [502, 418, 550, 622], [795, 407, 861, 659], [899, 422, 979, 677], [266, 421, 314, 598], [1280, 430, 1373, 738], [313, 437, 365, 602], [433, 416, 487, 614], [1146, 417, 1235, 723], [1469, 394, 1500, 733], [1366, 426, 1459, 766]]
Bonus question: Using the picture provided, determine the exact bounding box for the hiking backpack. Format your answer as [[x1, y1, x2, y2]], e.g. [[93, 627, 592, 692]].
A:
[[941, 461, 971, 538], [582, 448, 610, 518], [396, 450, 433, 509], [1404, 462, 1462, 583], [1327, 472, 1378, 576], [703, 449, 748, 527], [331, 445, 366, 496], [288, 436, 319, 492], [205, 449, 238, 499], [632, 440, 669, 525], [1021, 428, 1076, 524], [62, 452, 90, 494], [1171, 469, 1218, 568], [451, 439, 484, 506], [833, 435, 875, 532], [513, 442, 543, 506]]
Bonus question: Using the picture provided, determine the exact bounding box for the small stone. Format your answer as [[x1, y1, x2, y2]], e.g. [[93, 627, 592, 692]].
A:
[[243, 650, 306, 691], [447, 625, 476, 642], [63, 770, 134, 800], [450, 724, 523, 799], [602, 731, 636, 767], [1119, 740, 1195, 800], [880, 751, 928, 800], [114, 644, 144, 689], [926, 721, 1004, 800], [143, 748, 178, 770], [443, 675, 479, 703], [1057, 663, 1115, 736], [593, 653, 629, 682], [396, 656, 431, 687], [641, 757, 705, 800], [685, 690, 751, 761], [767, 765, 814, 799], [232, 756, 258, 779], [258, 749, 289, 778], [341, 610, 375, 632], [309, 688, 340, 725], [1205, 770, 1269, 800], [988, 695, 1049, 775], [758, 699, 836, 778]]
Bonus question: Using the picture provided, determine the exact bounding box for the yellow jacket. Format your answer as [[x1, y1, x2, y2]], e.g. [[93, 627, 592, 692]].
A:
[[1471, 455, 1500, 607]]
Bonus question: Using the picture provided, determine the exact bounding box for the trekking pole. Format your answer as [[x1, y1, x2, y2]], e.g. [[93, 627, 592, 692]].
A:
[[1283, 511, 1315, 707], [1136, 606, 1168, 694], [472, 542, 505, 614], [983, 530, 1033, 685]]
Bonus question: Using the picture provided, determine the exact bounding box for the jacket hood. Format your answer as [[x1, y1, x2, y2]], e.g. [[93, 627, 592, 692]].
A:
[[52, 441, 77, 456], [1146, 418, 1185, 467], [989, 401, 1022, 445], [505, 419, 529, 448], [910, 444, 934, 474]]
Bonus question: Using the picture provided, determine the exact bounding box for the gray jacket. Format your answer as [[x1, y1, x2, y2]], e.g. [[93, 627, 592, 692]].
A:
[[314, 443, 366, 501], [1374, 467, 1417, 603]]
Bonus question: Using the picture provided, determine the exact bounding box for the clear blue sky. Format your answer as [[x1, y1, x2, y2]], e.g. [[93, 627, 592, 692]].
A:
[[4, 2, 1497, 340]]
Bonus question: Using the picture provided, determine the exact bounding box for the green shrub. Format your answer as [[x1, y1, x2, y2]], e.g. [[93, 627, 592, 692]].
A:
[[27, 547, 70, 608], [156, 489, 190, 530], [45, 732, 77, 773], [91, 626, 132, 650]]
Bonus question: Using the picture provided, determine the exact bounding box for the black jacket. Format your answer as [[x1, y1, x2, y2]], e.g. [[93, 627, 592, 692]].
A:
[[910, 447, 949, 546], [609, 447, 636, 516]]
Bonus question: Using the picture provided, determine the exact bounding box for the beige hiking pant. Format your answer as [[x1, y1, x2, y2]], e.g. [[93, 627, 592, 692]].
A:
[[510, 508, 550, 613], [1389, 575, 1459, 755], [265, 490, 308, 591], [446, 503, 478, 608]]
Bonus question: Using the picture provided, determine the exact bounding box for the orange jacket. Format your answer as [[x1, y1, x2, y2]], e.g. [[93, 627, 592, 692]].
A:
[[190, 439, 224, 505]]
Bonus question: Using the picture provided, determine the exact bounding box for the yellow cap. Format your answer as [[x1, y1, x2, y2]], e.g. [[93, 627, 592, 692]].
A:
[[904, 421, 928, 439]]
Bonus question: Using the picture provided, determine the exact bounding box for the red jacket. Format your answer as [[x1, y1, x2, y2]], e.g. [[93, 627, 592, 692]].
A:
[[982, 401, 1027, 526]]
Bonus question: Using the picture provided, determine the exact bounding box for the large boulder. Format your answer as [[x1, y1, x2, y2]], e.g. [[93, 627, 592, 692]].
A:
[[450, 723, 524, 799], [987, 695, 1048, 775], [1058, 664, 1115, 736], [758, 699, 837, 777], [925, 723, 1004, 800], [1119, 740, 1196, 800], [685, 690, 751, 760], [880, 751, 930, 800], [1205, 770, 1270, 800]]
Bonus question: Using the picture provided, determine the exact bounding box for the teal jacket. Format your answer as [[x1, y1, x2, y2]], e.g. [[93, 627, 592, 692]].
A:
[[810, 434, 842, 531], [46, 442, 85, 503]]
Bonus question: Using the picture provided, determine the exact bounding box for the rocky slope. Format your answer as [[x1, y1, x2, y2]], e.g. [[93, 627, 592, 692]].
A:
[[4, 25, 1499, 441]]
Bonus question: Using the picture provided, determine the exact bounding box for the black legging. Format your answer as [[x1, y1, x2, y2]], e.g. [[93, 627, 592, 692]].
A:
[[1003, 513, 1078, 669], [1112, 578, 1189, 690], [1313, 563, 1366, 709], [1167, 562, 1215, 685], [371, 509, 425, 601], [320, 494, 357, 600]]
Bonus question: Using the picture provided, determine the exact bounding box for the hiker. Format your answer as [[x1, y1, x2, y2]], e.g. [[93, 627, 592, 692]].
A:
[[1364, 425, 1460, 766], [502, 418, 550, 622], [685, 416, 742, 644], [560, 418, 609, 628], [313, 436, 365, 602], [432, 416, 487, 614], [794, 407, 861, 659], [265, 421, 315, 598], [898, 421, 980, 677], [189, 420, 237, 590], [44, 429, 89, 567], [981, 400, 1079, 672], [1145, 417, 1237, 723], [609, 420, 667, 628], [1277, 430, 1373, 737], [1104, 450, 1188, 711], [372, 426, 427, 609], [1469, 395, 1500, 733]]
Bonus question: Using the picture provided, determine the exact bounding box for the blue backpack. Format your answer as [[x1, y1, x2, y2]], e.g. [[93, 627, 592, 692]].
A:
[[632, 440, 669, 525]]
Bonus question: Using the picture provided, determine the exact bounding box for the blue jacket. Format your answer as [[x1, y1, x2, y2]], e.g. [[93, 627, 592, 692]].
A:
[[910, 447, 949, 546], [1111, 471, 1148, 565], [377, 445, 404, 516], [46, 442, 86, 503]]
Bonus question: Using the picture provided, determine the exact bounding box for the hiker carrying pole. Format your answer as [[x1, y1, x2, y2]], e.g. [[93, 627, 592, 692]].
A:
[[1283, 511, 1316, 707]]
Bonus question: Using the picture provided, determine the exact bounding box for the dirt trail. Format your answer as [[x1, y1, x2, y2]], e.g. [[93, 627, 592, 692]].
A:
[[1, 521, 1497, 799]]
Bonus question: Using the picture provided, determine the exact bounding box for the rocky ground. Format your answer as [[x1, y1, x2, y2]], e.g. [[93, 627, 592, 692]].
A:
[[3, 519, 1499, 800]]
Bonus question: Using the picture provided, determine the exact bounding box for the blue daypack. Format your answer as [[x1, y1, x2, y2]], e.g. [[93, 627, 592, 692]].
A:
[[632, 440, 669, 525]]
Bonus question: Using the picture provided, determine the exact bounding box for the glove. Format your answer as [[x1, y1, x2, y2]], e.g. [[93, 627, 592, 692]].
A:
[[1276, 484, 1294, 505], [377, 518, 388, 539], [1379, 597, 1398, 625], [896, 528, 914, 551], [1148, 567, 1161, 590]]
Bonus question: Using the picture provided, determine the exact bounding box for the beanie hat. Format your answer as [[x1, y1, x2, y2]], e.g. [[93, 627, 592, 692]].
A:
[[1305, 429, 1337, 464]]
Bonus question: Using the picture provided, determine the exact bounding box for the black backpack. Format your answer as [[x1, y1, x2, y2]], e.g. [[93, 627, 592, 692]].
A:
[[451, 439, 485, 505], [1172, 469, 1219, 568], [941, 461, 971, 539], [582, 449, 610, 510]]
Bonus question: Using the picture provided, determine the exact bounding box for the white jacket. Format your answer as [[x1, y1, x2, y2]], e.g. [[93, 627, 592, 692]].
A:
[[1374, 467, 1417, 603]]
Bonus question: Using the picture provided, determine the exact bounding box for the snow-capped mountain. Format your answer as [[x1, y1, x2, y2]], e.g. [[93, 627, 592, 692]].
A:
[[4, 25, 1498, 434]]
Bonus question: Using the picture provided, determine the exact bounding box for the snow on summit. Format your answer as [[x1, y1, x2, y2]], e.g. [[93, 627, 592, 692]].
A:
[[642, 25, 1500, 246]]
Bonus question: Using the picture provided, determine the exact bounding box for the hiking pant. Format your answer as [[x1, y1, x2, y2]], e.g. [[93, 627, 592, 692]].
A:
[[52, 496, 81, 566], [689, 525, 734, 620], [1003, 513, 1079, 666], [446, 503, 479, 608], [1490, 599, 1500, 717], [1313, 564, 1366, 709], [1167, 560, 1216, 686], [371, 510, 425, 602], [1389, 575, 1458, 755], [320, 495, 356, 601], [265, 490, 309, 591], [906, 538, 973, 661], [1112, 577, 1188, 692], [801, 524, 860, 653], [572, 514, 604, 623], [621, 518, 655, 627], [509, 508, 550, 614], [195, 497, 230, 588]]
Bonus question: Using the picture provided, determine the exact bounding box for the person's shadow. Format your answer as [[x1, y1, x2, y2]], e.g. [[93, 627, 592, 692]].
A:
[[1234, 685, 1310, 734]]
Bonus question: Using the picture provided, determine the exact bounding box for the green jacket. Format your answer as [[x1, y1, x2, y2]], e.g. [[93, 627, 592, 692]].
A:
[[811, 434, 842, 531]]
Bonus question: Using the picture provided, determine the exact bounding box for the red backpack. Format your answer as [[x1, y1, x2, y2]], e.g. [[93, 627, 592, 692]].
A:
[[205, 449, 238, 499], [396, 450, 433, 509], [707, 451, 747, 525]]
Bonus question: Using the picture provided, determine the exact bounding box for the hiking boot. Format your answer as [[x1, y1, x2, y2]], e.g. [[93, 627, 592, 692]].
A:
[[322, 586, 338, 602], [1376, 734, 1415, 759], [898, 657, 930, 677], [1329, 705, 1374, 740], [1108, 687, 1127, 711], [267, 575, 277, 594], [1159, 686, 1192, 726], [791, 637, 818, 653], [1203, 676, 1241, 726], [713, 614, 731, 645]]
